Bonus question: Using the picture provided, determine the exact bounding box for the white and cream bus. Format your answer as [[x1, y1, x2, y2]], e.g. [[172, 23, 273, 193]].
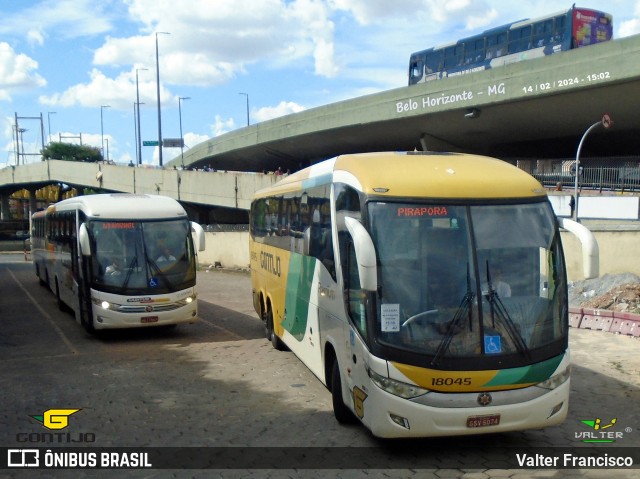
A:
[[250, 151, 597, 438], [32, 194, 205, 332]]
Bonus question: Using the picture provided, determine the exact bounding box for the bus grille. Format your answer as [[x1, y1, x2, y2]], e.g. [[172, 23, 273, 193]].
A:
[[117, 303, 184, 313]]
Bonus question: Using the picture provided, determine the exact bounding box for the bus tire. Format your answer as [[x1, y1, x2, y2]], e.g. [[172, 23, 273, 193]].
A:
[[36, 264, 46, 286], [81, 310, 95, 334], [265, 308, 287, 351], [55, 280, 66, 312], [331, 359, 356, 424]]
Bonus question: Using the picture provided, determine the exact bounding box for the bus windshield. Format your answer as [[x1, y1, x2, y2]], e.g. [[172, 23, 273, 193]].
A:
[[87, 219, 196, 295], [368, 201, 567, 367]]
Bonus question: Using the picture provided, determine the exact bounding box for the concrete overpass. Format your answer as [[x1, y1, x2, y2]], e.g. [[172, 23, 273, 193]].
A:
[[0, 161, 277, 222], [172, 33, 640, 173], [2, 33, 640, 219]]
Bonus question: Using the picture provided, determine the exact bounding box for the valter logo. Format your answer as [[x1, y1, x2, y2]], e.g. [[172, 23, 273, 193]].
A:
[[575, 417, 633, 443], [30, 409, 80, 430]]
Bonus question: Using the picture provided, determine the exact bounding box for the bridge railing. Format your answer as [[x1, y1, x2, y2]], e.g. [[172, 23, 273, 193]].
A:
[[530, 166, 640, 193]]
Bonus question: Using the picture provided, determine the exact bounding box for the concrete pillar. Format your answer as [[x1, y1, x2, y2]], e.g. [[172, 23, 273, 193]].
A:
[[29, 188, 37, 219], [1, 193, 10, 220]]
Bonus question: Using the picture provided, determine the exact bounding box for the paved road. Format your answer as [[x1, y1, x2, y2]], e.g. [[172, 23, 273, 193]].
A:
[[0, 254, 638, 478]]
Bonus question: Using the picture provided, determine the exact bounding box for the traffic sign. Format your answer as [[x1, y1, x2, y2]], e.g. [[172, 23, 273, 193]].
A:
[[601, 113, 613, 129], [143, 140, 159, 146], [162, 138, 184, 148]]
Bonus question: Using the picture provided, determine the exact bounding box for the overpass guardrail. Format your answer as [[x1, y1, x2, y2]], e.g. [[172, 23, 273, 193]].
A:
[[531, 165, 640, 193]]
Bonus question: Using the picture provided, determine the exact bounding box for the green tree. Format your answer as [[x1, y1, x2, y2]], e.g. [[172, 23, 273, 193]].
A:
[[41, 142, 103, 163]]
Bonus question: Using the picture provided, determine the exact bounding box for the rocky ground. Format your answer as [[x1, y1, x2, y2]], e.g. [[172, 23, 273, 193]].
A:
[[568, 272, 640, 314]]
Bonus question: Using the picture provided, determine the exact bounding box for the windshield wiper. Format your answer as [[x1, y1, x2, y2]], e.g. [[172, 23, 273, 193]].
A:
[[119, 255, 138, 293], [145, 253, 171, 290], [485, 262, 530, 359], [431, 264, 474, 367]]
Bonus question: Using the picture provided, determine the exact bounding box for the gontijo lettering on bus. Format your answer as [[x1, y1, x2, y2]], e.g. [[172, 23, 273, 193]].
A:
[[260, 251, 281, 277]]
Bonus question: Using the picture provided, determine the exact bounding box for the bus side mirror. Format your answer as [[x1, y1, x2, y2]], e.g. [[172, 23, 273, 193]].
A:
[[344, 216, 377, 291], [78, 223, 91, 256], [190, 221, 206, 252], [557, 218, 599, 279]]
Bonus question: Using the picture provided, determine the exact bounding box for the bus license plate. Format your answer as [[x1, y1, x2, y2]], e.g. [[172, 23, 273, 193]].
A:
[[141, 316, 159, 323], [467, 414, 500, 428]]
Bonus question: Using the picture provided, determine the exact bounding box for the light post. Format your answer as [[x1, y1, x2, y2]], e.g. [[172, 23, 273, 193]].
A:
[[100, 105, 110, 160], [136, 67, 148, 165], [178, 96, 190, 168], [47, 111, 56, 144], [573, 114, 613, 221], [18, 128, 27, 165], [239, 92, 249, 126], [155, 32, 170, 167]]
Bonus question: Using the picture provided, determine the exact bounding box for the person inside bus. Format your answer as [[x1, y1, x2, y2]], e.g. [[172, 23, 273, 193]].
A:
[[105, 257, 121, 276], [481, 267, 511, 298], [156, 247, 176, 263]]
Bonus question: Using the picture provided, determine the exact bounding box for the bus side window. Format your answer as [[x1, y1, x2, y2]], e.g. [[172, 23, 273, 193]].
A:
[[346, 240, 366, 336], [425, 50, 443, 74], [409, 56, 423, 82], [335, 184, 366, 336]]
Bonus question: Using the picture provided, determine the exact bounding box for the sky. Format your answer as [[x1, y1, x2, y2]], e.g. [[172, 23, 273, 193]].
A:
[[1, 0, 640, 168]]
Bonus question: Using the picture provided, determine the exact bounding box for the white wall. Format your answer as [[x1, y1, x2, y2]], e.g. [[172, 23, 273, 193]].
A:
[[198, 231, 250, 270], [201, 229, 640, 282]]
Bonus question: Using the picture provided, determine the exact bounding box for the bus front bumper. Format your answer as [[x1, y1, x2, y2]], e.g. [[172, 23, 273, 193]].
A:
[[361, 379, 569, 439]]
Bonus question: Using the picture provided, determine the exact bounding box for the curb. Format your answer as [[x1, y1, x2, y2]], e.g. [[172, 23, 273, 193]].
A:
[[569, 306, 640, 337]]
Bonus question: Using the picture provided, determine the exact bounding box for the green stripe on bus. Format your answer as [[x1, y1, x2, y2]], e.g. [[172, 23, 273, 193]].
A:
[[283, 254, 316, 341], [484, 354, 564, 387]]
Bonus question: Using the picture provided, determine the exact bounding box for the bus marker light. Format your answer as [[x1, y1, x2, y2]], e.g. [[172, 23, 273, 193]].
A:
[[390, 413, 410, 429], [548, 402, 564, 418], [101, 301, 110, 310]]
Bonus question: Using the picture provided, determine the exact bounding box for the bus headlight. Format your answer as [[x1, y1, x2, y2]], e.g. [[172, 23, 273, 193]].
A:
[[368, 368, 429, 399], [93, 298, 118, 311], [177, 293, 196, 306], [537, 365, 570, 390]]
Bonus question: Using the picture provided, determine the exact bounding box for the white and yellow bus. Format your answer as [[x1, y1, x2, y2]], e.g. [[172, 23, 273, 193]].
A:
[[32, 194, 205, 332], [250, 151, 596, 438]]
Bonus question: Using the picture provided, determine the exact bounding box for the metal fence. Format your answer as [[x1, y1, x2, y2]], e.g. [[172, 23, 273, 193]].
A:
[[520, 157, 640, 193]]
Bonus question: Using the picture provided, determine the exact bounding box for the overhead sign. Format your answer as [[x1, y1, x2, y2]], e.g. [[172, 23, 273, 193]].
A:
[[143, 140, 159, 146], [162, 138, 184, 148]]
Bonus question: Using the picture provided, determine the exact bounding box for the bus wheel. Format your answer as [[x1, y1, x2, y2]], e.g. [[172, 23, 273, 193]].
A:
[[55, 280, 66, 312], [36, 265, 46, 286], [83, 318, 95, 334], [265, 308, 287, 351], [331, 360, 356, 424], [81, 309, 95, 334]]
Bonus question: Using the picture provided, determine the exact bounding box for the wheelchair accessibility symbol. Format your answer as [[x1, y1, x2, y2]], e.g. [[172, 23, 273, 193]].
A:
[[149, 278, 158, 288], [484, 335, 502, 354]]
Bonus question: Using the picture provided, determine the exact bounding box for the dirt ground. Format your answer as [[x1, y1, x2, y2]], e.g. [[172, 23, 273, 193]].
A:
[[569, 272, 640, 313]]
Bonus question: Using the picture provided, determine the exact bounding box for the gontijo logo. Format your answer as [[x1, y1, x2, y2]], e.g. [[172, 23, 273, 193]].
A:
[[30, 409, 81, 430]]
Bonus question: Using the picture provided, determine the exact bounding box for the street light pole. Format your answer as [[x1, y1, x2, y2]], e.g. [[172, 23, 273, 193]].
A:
[[155, 32, 170, 167], [136, 67, 148, 165], [47, 111, 56, 144], [178, 96, 191, 168], [573, 114, 613, 221], [100, 105, 110, 160], [133, 103, 138, 165], [239, 92, 249, 126], [18, 128, 27, 165]]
